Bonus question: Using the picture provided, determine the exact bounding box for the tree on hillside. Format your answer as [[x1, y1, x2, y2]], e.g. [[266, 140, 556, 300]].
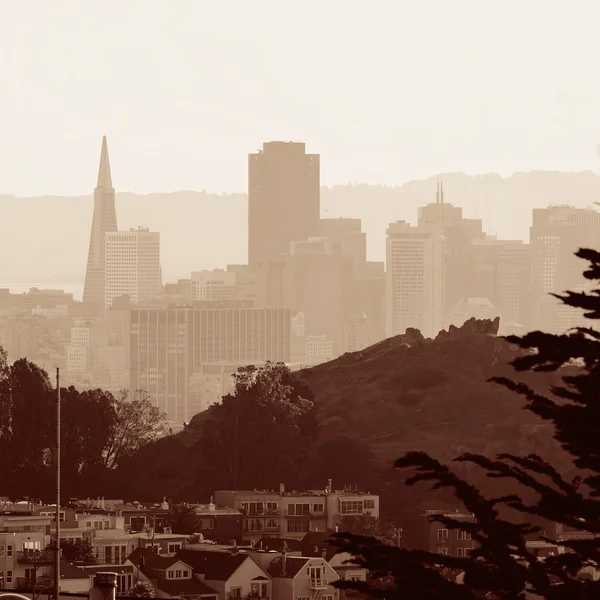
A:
[[197, 362, 318, 490], [103, 389, 168, 469], [168, 502, 200, 535], [338, 515, 398, 545], [331, 248, 600, 599]]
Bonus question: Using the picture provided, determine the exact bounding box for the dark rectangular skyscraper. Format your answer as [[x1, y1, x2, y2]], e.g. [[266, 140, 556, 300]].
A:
[[248, 141, 320, 266]]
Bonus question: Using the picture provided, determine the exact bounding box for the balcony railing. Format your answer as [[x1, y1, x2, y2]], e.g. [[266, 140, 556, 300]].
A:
[[17, 550, 56, 564], [310, 578, 328, 590], [16, 577, 54, 590]]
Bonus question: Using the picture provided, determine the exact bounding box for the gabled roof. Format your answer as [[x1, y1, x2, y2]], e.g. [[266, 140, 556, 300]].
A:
[[267, 556, 309, 579], [127, 547, 188, 571], [176, 549, 253, 581], [155, 576, 218, 597], [300, 531, 338, 560]]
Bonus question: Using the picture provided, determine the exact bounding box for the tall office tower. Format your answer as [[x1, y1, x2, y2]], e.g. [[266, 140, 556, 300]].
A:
[[468, 238, 531, 326], [285, 238, 353, 356], [386, 221, 443, 339], [104, 228, 162, 310], [417, 182, 485, 320], [530, 206, 600, 332], [130, 305, 291, 422], [248, 141, 320, 266], [319, 218, 367, 277], [83, 136, 118, 312]]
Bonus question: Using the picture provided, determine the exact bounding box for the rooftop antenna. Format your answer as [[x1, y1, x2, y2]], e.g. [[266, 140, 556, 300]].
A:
[[440, 180, 445, 204]]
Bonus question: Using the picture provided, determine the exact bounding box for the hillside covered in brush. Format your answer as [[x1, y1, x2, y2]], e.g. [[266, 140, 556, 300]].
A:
[[117, 318, 565, 506]]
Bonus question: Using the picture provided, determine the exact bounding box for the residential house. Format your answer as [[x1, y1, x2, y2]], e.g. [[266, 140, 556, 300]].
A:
[[426, 510, 475, 558], [267, 554, 340, 600], [192, 501, 243, 544], [80, 564, 135, 594], [300, 532, 367, 584], [215, 480, 379, 543], [177, 548, 271, 599], [51, 510, 186, 565], [127, 547, 218, 599], [0, 511, 53, 592]]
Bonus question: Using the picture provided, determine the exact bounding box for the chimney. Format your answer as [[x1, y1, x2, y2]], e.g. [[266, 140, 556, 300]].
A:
[[279, 483, 285, 495], [91, 572, 118, 600], [326, 479, 332, 493], [321, 548, 327, 559]]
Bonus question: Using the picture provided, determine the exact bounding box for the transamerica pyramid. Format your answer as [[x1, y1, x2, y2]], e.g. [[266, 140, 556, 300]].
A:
[[82, 136, 118, 311]]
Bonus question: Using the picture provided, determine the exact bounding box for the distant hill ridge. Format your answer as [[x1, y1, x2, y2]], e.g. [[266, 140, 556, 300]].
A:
[[2, 170, 600, 284], [121, 317, 566, 501]]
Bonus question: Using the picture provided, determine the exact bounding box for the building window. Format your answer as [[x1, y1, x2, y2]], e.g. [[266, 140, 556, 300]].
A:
[[456, 548, 464, 557], [457, 530, 463, 540], [7, 545, 13, 557], [437, 528, 449, 542], [168, 543, 182, 553], [312, 503, 324, 513], [230, 587, 242, 598], [287, 519, 310, 533], [340, 500, 363, 515], [364, 499, 375, 509], [437, 547, 448, 555], [464, 532, 472, 540], [6, 571, 13, 584], [465, 548, 472, 557], [183, 570, 189, 578]]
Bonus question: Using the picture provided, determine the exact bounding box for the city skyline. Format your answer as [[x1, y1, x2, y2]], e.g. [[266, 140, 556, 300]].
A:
[[1, 1, 600, 197]]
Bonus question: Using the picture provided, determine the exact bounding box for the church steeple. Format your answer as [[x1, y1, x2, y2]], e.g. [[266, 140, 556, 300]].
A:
[[96, 136, 113, 189]]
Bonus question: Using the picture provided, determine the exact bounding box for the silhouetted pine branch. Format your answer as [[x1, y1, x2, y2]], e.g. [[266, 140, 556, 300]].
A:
[[330, 248, 600, 599]]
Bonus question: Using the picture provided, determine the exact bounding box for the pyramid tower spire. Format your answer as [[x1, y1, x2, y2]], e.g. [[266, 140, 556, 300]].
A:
[[83, 136, 118, 313], [96, 136, 113, 189]]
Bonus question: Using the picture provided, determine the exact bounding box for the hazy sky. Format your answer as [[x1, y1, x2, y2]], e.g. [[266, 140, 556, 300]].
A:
[[1, 0, 599, 197]]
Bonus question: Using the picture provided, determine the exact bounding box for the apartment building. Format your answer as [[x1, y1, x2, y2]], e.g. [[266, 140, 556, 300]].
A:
[[214, 481, 379, 543], [0, 511, 53, 592]]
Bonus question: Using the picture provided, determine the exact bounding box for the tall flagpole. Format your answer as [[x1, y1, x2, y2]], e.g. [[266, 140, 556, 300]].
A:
[[55, 368, 61, 600]]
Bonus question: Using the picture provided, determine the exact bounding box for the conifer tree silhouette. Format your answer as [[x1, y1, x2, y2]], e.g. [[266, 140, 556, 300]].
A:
[[331, 248, 600, 599]]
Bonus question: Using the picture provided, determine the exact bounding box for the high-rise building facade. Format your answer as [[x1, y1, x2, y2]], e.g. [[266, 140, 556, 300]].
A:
[[386, 221, 443, 339], [530, 206, 600, 332], [83, 136, 118, 313], [190, 269, 236, 301], [248, 141, 320, 266], [319, 218, 367, 277], [104, 228, 162, 310], [130, 305, 291, 422]]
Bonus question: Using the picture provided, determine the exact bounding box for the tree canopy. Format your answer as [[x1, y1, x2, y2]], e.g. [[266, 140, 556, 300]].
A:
[[331, 248, 600, 599], [197, 361, 318, 490], [0, 357, 167, 500]]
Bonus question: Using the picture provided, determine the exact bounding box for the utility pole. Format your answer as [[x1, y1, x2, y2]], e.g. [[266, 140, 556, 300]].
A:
[[54, 368, 61, 600]]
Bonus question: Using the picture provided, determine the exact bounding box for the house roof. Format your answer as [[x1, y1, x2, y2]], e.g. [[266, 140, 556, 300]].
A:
[[256, 537, 302, 552], [267, 556, 309, 579], [60, 560, 89, 580], [127, 547, 186, 571], [176, 549, 251, 581], [156, 576, 218, 597], [300, 531, 338, 560]]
